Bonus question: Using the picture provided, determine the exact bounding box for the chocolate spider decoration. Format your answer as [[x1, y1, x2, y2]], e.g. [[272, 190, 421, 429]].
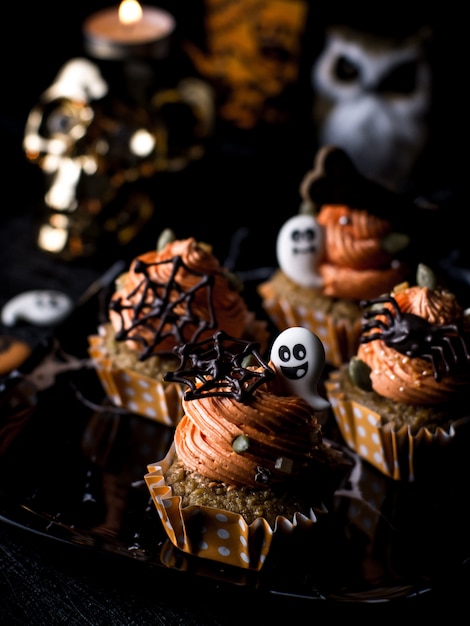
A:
[[164, 330, 274, 401], [110, 255, 216, 360], [360, 294, 470, 381]]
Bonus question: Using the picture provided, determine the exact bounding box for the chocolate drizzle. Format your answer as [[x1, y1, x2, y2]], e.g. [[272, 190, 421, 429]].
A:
[[164, 330, 274, 401], [360, 294, 470, 381], [110, 255, 216, 360]]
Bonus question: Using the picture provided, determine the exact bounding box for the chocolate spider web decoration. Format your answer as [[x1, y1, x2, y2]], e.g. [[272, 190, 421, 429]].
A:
[[110, 256, 216, 360], [165, 330, 275, 401]]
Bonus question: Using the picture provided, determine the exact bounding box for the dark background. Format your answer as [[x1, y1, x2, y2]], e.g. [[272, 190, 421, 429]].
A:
[[1, 1, 467, 311], [0, 4, 468, 623], [1, 2, 466, 238]]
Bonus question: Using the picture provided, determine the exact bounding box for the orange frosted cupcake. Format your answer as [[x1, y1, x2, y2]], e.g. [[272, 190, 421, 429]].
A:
[[88, 229, 269, 425], [258, 145, 410, 368], [325, 264, 470, 481], [145, 327, 349, 569]]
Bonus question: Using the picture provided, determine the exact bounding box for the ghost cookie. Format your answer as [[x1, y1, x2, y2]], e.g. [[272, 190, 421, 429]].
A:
[[276, 213, 325, 288], [1, 290, 73, 327], [270, 326, 330, 412]]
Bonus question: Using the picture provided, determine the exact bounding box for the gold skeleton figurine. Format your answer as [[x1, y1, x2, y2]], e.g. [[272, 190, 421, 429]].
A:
[[24, 57, 214, 259]]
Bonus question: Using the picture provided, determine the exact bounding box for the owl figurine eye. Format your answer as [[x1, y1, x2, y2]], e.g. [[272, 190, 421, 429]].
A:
[[311, 24, 432, 191], [375, 59, 419, 94], [334, 54, 360, 83]]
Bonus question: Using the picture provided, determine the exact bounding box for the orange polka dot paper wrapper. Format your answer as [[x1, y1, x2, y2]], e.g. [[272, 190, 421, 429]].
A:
[[88, 334, 184, 426], [260, 297, 361, 368], [144, 444, 320, 571], [325, 370, 466, 482]]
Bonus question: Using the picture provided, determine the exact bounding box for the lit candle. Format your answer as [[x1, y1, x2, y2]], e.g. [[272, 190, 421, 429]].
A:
[[83, 0, 176, 60]]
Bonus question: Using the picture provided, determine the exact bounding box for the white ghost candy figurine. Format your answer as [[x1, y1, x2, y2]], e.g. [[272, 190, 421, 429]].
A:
[[1, 290, 73, 327], [270, 326, 330, 412], [276, 213, 325, 288]]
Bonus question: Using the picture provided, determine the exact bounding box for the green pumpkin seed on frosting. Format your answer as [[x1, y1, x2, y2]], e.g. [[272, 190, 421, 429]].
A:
[[232, 434, 250, 453], [416, 263, 437, 290], [349, 356, 373, 392]]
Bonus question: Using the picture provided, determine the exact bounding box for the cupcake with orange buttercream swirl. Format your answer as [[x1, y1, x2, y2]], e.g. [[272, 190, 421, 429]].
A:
[[88, 229, 269, 425], [316, 204, 406, 300], [257, 145, 410, 368], [325, 264, 470, 481], [145, 327, 350, 570]]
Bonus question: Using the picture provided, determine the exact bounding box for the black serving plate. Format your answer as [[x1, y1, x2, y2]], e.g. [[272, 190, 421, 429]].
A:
[[1, 287, 470, 607]]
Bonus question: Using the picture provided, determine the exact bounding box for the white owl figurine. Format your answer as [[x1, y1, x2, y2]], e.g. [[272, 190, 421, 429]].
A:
[[311, 25, 432, 191]]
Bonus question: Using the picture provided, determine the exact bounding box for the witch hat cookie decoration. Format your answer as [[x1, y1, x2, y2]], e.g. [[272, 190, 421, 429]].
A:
[[300, 144, 412, 220]]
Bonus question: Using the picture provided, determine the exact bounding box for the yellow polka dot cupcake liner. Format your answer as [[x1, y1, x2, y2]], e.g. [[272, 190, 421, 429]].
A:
[[145, 444, 319, 571], [88, 334, 184, 426], [261, 297, 361, 368], [325, 371, 464, 482]]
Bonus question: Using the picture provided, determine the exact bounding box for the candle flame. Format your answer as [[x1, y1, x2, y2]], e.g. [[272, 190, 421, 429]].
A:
[[118, 0, 143, 26]]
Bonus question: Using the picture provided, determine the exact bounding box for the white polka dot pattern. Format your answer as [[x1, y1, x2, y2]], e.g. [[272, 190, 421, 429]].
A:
[[145, 444, 318, 570], [88, 334, 184, 425], [325, 370, 459, 481]]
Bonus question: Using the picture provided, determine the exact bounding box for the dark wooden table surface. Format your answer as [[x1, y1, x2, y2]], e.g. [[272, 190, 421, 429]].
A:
[[2, 518, 465, 625]]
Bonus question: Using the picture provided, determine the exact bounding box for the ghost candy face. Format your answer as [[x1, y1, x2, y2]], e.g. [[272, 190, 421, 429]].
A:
[[276, 214, 324, 288], [270, 326, 330, 412], [1, 290, 73, 327]]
